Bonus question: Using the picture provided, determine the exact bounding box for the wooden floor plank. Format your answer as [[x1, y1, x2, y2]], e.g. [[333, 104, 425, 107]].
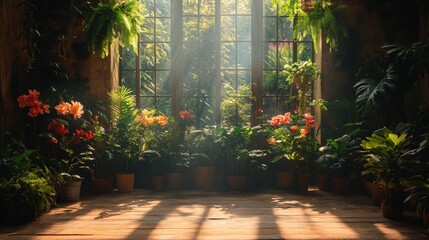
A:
[[0, 189, 427, 240]]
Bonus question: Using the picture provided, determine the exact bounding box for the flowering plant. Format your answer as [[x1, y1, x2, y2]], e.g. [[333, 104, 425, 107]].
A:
[[18, 89, 96, 181], [135, 108, 169, 151], [267, 111, 318, 175]]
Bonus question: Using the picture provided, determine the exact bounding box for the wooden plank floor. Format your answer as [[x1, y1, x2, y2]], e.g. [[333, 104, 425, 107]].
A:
[[1, 188, 428, 240]]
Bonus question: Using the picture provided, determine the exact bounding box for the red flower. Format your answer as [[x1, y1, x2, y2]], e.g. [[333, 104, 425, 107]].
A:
[[269, 115, 283, 126], [48, 120, 68, 137], [75, 129, 86, 137], [290, 125, 299, 132], [179, 110, 196, 120], [48, 137, 58, 144], [268, 137, 276, 145], [17, 89, 50, 117], [282, 112, 291, 124], [84, 130, 95, 140]]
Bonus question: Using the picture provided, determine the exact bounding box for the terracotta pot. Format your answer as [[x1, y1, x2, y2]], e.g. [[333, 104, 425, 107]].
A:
[[276, 171, 295, 190], [317, 173, 331, 192], [116, 172, 134, 193], [369, 182, 383, 205], [151, 175, 164, 191], [192, 166, 215, 189], [92, 176, 113, 194], [227, 175, 247, 190], [61, 180, 82, 201], [331, 176, 350, 194], [298, 175, 309, 193], [166, 172, 183, 190], [381, 200, 403, 220], [422, 210, 429, 227]]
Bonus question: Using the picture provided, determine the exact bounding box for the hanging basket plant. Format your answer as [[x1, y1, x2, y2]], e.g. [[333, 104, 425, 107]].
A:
[[84, 0, 145, 58], [273, 0, 348, 52]]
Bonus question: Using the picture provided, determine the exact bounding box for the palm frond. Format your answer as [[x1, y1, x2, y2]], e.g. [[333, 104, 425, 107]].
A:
[[354, 62, 398, 116]]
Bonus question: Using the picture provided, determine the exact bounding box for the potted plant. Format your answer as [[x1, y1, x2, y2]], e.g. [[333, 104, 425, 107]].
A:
[[361, 124, 423, 219], [404, 177, 429, 229], [107, 87, 139, 193], [217, 124, 253, 190], [283, 60, 320, 115], [84, 0, 145, 58], [188, 126, 218, 189], [268, 112, 318, 192], [317, 133, 362, 194], [90, 115, 114, 194], [142, 150, 164, 191]]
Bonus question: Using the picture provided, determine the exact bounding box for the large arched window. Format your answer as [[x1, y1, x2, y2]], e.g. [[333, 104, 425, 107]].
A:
[[120, 0, 313, 127]]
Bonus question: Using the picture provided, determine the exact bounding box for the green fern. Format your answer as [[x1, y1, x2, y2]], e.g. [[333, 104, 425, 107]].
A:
[[273, 0, 348, 52], [108, 86, 138, 172], [85, 0, 145, 58]]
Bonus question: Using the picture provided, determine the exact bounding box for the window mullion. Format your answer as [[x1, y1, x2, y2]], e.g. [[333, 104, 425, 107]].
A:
[[251, 0, 263, 126], [171, 0, 184, 117]]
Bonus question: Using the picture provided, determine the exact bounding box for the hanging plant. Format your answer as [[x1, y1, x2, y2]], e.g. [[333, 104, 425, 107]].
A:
[[84, 0, 145, 58], [273, 0, 348, 52]]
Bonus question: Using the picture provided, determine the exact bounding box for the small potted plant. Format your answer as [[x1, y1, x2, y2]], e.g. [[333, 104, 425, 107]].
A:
[[217, 124, 253, 190], [267, 112, 318, 192], [361, 124, 423, 219], [107, 87, 139, 193], [317, 134, 362, 194]]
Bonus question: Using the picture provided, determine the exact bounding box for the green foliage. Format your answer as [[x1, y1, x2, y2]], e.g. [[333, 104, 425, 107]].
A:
[[283, 60, 320, 114], [85, 0, 145, 58], [274, 0, 348, 52], [221, 81, 251, 125], [354, 62, 398, 117], [317, 134, 362, 179], [361, 124, 425, 204], [217, 124, 253, 176], [108, 86, 139, 172]]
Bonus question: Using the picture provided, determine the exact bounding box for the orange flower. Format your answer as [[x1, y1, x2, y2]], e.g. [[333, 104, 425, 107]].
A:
[[69, 100, 84, 119], [179, 110, 196, 120], [290, 125, 299, 132], [142, 116, 155, 126], [269, 115, 283, 126], [282, 112, 291, 124], [55, 101, 71, 116], [300, 128, 309, 136], [268, 137, 276, 145], [155, 115, 168, 126]]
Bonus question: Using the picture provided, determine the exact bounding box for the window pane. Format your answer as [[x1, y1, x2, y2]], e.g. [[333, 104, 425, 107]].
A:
[[140, 43, 155, 69], [278, 17, 293, 41], [221, 0, 236, 14], [264, 42, 277, 69], [156, 0, 170, 17], [156, 18, 171, 42], [156, 43, 171, 69], [156, 71, 171, 95], [120, 49, 136, 69], [200, 16, 216, 37], [297, 42, 313, 61], [221, 42, 237, 69], [143, 0, 155, 17], [200, 0, 216, 15], [237, 0, 251, 14], [140, 18, 154, 42], [278, 42, 293, 67], [237, 42, 251, 69], [120, 70, 136, 94], [264, 17, 277, 41], [221, 16, 236, 41], [140, 97, 155, 110], [263, 0, 276, 16], [237, 16, 251, 41], [237, 70, 251, 93], [184, 17, 199, 42], [184, 0, 198, 15], [141, 71, 155, 96], [155, 98, 171, 115]]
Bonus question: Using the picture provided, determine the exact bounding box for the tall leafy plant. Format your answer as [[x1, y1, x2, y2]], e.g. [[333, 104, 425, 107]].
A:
[[85, 0, 145, 58], [108, 86, 139, 172]]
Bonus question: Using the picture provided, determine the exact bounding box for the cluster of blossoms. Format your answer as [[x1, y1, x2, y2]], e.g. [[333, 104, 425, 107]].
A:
[[179, 110, 196, 120], [135, 109, 168, 127], [268, 111, 317, 145], [54, 100, 84, 119], [17, 89, 50, 117]]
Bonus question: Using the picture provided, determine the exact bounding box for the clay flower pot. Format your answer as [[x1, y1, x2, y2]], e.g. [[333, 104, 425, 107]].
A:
[[116, 172, 134, 193]]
